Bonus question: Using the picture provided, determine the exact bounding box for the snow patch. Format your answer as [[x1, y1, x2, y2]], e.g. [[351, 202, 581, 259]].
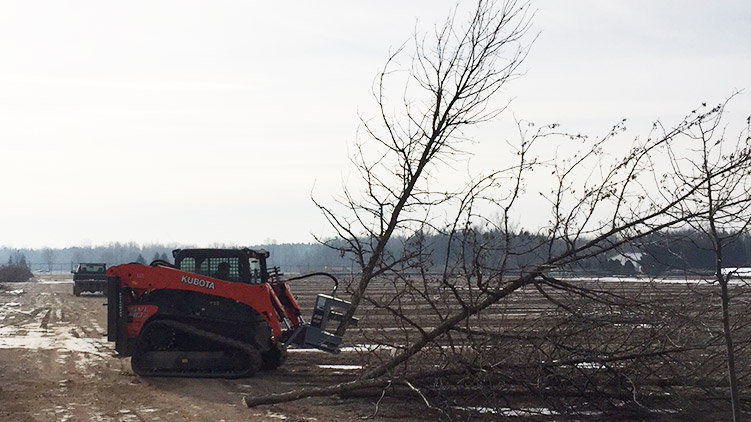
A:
[[289, 344, 395, 353], [566, 275, 751, 285], [0, 320, 109, 357], [725, 267, 751, 276], [90, 320, 104, 335], [573, 362, 622, 369], [265, 411, 288, 420], [456, 406, 560, 417], [37, 279, 73, 285], [317, 364, 362, 370]]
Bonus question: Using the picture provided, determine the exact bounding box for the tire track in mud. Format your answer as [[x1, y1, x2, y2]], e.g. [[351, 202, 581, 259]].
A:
[[0, 278, 127, 421], [0, 305, 46, 327], [39, 309, 51, 330]]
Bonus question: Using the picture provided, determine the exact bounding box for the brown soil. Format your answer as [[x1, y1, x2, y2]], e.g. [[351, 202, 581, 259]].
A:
[[1, 275, 739, 421], [0, 275, 409, 422]]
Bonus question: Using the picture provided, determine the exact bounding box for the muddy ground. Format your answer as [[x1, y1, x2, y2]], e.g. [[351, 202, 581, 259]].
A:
[[0, 275, 419, 422], [1, 275, 741, 421]]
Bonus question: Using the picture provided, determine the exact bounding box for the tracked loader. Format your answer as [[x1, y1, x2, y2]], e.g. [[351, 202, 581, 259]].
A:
[[106, 248, 356, 378]]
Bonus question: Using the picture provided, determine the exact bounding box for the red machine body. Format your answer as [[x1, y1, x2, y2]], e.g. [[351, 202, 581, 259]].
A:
[[109, 263, 303, 340], [106, 248, 350, 378]]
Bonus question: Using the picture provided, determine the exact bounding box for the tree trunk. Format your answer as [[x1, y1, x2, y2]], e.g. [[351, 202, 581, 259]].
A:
[[720, 278, 742, 422]]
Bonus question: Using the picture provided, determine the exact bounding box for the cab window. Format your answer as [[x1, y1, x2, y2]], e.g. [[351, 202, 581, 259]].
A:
[[197, 257, 240, 282], [248, 258, 262, 284], [179, 257, 196, 273]]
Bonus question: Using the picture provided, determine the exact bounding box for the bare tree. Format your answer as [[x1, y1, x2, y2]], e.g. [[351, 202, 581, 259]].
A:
[[313, 0, 534, 337], [661, 97, 751, 421], [248, 1, 751, 417], [42, 248, 55, 272], [252, 96, 751, 415]]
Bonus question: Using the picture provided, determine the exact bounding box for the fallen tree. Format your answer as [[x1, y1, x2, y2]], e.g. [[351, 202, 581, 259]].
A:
[[246, 0, 751, 417]]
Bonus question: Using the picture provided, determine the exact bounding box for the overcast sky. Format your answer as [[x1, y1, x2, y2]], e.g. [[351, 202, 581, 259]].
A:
[[0, 1, 749, 249]]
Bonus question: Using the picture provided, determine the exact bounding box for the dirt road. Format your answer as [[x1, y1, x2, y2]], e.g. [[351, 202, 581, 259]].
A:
[[0, 276, 383, 422]]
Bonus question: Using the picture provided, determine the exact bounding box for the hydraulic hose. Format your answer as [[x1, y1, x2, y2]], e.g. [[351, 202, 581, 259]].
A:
[[284, 272, 339, 297]]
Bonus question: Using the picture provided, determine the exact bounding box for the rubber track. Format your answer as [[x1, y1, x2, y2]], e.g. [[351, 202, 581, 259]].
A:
[[132, 319, 262, 378]]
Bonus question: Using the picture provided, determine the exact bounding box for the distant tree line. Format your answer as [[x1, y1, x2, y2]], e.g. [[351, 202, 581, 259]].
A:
[[1, 228, 747, 277], [362, 228, 750, 277], [0, 242, 350, 273], [0, 243, 178, 272], [639, 229, 751, 276]]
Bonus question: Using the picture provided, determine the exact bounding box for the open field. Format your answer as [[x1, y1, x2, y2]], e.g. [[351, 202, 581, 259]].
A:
[[0, 274, 746, 421], [0, 275, 395, 422]]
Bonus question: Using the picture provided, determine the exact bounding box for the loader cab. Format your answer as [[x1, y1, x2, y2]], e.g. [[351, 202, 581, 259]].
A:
[[172, 248, 270, 284]]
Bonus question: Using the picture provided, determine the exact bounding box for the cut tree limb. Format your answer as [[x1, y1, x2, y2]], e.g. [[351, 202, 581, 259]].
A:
[[243, 274, 534, 408]]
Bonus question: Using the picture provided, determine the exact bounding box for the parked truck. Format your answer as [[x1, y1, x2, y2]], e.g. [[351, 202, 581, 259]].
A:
[[72, 263, 108, 296]]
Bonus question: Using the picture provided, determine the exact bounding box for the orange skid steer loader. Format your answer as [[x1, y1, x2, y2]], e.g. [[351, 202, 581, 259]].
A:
[[106, 248, 356, 378]]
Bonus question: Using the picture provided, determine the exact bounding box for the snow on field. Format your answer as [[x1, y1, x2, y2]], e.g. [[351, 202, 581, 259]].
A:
[[37, 279, 73, 285], [317, 364, 362, 370], [289, 343, 396, 354], [455, 406, 560, 417], [0, 301, 25, 320], [4, 289, 24, 295], [0, 321, 108, 356], [0, 300, 108, 357], [563, 275, 750, 285]]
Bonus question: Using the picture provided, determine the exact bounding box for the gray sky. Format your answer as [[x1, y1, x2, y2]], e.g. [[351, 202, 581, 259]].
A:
[[1, 1, 749, 248]]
